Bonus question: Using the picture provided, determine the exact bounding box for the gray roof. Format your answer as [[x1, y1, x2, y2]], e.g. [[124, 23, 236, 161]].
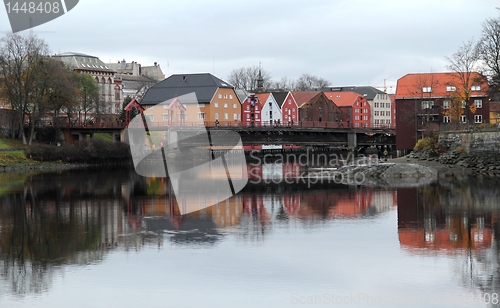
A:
[[141, 73, 233, 105], [320, 86, 386, 100], [270, 91, 288, 107], [52, 52, 115, 72], [235, 89, 250, 104]]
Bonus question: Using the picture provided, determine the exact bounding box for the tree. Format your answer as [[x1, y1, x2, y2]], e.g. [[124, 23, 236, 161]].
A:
[[118, 95, 138, 122], [271, 76, 297, 91], [74, 72, 99, 125], [0, 33, 49, 143], [227, 66, 272, 91], [447, 39, 482, 129], [294, 74, 330, 91], [478, 16, 500, 100]]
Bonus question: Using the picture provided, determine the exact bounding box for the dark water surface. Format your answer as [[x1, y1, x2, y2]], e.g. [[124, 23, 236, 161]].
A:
[[0, 166, 499, 307]]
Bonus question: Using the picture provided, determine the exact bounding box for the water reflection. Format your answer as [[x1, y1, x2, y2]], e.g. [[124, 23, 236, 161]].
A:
[[2, 165, 500, 306]]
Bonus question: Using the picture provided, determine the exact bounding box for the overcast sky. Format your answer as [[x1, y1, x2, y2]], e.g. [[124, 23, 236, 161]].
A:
[[0, 0, 498, 92]]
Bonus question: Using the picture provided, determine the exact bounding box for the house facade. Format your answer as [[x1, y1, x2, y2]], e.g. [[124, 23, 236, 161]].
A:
[[293, 91, 342, 123], [395, 72, 489, 151], [324, 91, 370, 128], [321, 86, 392, 127], [52, 52, 123, 121], [241, 94, 263, 127], [256, 93, 282, 125], [140, 73, 241, 127], [280, 92, 299, 125]]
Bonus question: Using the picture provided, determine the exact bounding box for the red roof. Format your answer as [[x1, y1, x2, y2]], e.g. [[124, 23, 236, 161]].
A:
[[291, 91, 321, 107], [323, 91, 366, 107], [255, 93, 270, 102], [395, 72, 488, 99]]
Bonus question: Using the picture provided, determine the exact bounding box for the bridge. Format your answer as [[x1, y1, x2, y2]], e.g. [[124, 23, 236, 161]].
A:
[[59, 120, 395, 151]]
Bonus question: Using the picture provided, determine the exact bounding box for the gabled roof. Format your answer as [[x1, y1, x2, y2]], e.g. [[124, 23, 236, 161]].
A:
[[324, 91, 365, 107], [291, 91, 321, 108], [270, 91, 289, 107], [141, 73, 233, 105], [395, 72, 488, 99], [320, 86, 386, 100], [255, 93, 270, 102]]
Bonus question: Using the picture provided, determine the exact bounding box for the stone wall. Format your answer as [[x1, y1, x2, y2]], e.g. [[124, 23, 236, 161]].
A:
[[439, 131, 500, 154]]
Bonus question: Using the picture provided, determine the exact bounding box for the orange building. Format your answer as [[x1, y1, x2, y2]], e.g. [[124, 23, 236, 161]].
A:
[[140, 73, 241, 127]]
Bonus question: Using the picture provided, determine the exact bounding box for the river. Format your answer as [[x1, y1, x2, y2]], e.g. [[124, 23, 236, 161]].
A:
[[0, 163, 499, 308]]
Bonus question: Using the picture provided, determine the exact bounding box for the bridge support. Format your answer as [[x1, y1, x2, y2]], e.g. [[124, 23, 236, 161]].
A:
[[348, 132, 357, 150]]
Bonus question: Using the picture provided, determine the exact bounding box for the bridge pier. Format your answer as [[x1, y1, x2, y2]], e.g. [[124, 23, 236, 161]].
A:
[[348, 132, 357, 150]]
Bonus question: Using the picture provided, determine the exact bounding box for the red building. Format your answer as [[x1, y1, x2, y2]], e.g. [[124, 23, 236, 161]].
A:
[[241, 94, 263, 127], [324, 91, 370, 128], [281, 91, 299, 125], [293, 91, 342, 123], [395, 72, 489, 151]]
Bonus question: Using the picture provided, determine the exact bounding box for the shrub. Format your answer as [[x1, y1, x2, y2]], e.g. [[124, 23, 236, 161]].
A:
[[414, 136, 439, 152]]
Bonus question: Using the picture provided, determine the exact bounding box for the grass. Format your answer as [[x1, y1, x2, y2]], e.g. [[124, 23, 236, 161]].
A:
[[0, 138, 27, 149], [93, 133, 114, 142], [0, 150, 31, 166]]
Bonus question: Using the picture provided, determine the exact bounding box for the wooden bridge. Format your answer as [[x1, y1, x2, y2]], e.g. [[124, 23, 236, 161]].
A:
[[59, 120, 395, 151]]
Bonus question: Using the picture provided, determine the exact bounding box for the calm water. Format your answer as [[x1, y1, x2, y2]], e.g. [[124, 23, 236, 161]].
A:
[[0, 165, 499, 308]]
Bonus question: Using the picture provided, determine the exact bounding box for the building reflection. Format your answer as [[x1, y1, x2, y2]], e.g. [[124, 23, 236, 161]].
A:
[[397, 187, 493, 253]]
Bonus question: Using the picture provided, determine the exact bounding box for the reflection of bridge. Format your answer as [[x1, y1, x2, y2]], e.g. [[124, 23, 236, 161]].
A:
[[60, 121, 395, 150]]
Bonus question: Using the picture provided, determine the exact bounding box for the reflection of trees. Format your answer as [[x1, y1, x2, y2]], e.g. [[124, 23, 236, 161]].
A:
[[0, 192, 105, 295]]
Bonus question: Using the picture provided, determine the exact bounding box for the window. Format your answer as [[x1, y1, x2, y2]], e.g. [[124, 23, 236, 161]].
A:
[[443, 100, 450, 109], [198, 103, 205, 108], [355, 108, 360, 113], [163, 114, 169, 121], [375, 119, 380, 124], [224, 103, 228, 108], [421, 101, 434, 109], [363, 102, 367, 106], [443, 116, 450, 123], [363, 108, 368, 113], [233, 114, 238, 120], [446, 86, 456, 92], [363, 116, 368, 120], [229, 95, 233, 99], [387, 111, 390, 116], [233, 103, 237, 108], [255, 106, 259, 111], [255, 114, 259, 119], [198, 113, 205, 120], [475, 99, 482, 108], [375, 111, 379, 116], [246, 114, 250, 119], [214, 113, 219, 120], [224, 113, 228, 120], [386, 119, 391, 124], [471, 85, 481, 91], [246, 105, 250, 111], [461, 115, 467, 123], [374, 103, 379, 108], [218, 94, 222, 99], [461, 101, 467, 108], [214, 103, 219, 108], [355, 116, 360, 120], [145, 114, 154, 121], [475, 115, 483, 123], [386, 103, 391, 108], [422, 87, 432, 93]]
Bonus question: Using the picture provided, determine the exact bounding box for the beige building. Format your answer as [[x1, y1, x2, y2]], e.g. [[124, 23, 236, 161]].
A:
[[52, 52, 123, 120]]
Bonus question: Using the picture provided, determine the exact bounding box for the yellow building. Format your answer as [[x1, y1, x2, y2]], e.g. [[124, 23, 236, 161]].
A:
[[140, 73, 241, 127]]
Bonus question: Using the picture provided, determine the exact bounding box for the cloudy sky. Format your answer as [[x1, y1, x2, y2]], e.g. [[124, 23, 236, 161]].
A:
[[0, 0, 498, 92]]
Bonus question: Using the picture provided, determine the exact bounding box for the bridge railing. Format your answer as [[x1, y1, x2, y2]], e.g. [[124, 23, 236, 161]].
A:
[[62, 120, 395, 131]]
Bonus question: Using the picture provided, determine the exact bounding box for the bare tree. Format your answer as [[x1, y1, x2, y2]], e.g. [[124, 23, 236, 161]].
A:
[[271, 76, 296, 91], [227, 66, 272, 91], [0, 33, 48, 143], [294, 73, 330, 91], [478, 16, 500, 100], [447, 39, 482, 129]]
